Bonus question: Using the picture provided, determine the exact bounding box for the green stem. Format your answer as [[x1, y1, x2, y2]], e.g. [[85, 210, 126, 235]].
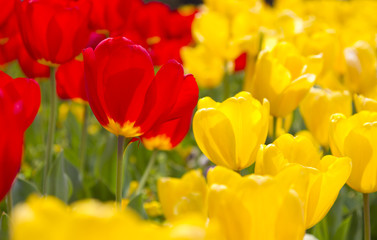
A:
[[6, 190, 12, 215], [135, 150, 157, 196], [272, 116, 278, 141], [79, 105, 89, 176], [116, 136, 125, 208], [363, 193, 371, 240], [223, 61, 232, 100], [43, 67, 57, 195]]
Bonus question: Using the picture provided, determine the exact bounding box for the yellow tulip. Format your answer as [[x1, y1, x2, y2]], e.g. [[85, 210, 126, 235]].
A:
[[192, 11, 243, 61], [181, 44, 225, 88], [157, 170, 207, 221], [193, 91, 270, 170], [255, 134, 352, 228], [204, 0, 262, 17], [245, 41, 318, 117], [268, 113, 293, 138], [300, 88, 352, 147], [207, 166, 306, 240], [329, 111, 377, 193], [344, 41, 377, 94], [354, 94, 377, 113]]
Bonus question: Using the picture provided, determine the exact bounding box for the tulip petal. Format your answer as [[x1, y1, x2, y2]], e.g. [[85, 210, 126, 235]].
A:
[[193, 108, 237, 169]]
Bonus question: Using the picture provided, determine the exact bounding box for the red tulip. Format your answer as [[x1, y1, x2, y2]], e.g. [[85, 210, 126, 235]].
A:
[[0, 14, 20, 65], [83, 37, 198, 139], [0, 71, 40, 201], [235, 53, 247, 72], [0, 0, 15, 28], [16, 0, 91, 65], [119, 2, 196, 66], [141, 112, 193, 150], [17, 35, 50, 79], [56, 59, 87, 102], [89, 0, 142, 34]]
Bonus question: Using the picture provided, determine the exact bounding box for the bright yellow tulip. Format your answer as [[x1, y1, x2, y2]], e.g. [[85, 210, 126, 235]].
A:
[[329, 111, 377, 193], [245, 41, 319, 117], [193, 91, 270, 170], [255, 134, 352, 228], [207, 166, 306, 240], [181, 44, 225, 88], [344, 41, 377, 94], [157, 170, 207, 221], [300, 88, 352, 147]]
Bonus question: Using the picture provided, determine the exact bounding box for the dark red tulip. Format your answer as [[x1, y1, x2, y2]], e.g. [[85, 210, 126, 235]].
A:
[[0, 71, 40, 201], [119, 2, 197, 66], [89, 0, 142, 34], [56, 59, 87, 102], [235, 53, 247, 72], [83, 37, 198, 139], [16, 0, 92, 65]]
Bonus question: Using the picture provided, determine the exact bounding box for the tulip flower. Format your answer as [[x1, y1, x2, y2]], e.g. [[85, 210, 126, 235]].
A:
[[181, 44, 225, 88], [207, 166, 306, 240], [158, 170, 207, 221], [245, 42, 320, 117], [193, 91, 269, 171], [0, 72, 40, 201], [84, 37, 198, 206], [329, 111, 377, 193], [56, 59, 87, 102], [89, 0, 142, 34], [0, 0, 15, 27], [255, 134, 351, 228], [300, 88, 352, 147], [141, 112, 193, 151], [84, 37, 198, 139], [354, 94, 377, 112], [16, 0, 91, 65], [344, 41, 377, 94]]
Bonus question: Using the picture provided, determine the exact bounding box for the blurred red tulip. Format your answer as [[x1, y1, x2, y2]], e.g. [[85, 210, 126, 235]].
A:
[[0, 14, 20, 65], [0, 0, 15, 29], [235, 53, 247, 72], [119, 2, 197, 66], [0, 71, 40, 201], [89, 0, 142, 34], [16, 0, 92, 65], [83, 37, 198, 139], [56, 59, 87, 102], [17, 35, 50, 79]]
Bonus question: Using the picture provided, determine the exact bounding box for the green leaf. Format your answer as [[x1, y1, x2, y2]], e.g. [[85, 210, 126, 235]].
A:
[[12, 177, 40, 205], [46, 153, 72, 202], [312, 217, 330, 240], [128, 194, 147, 219], [333, 216, 351, 240]]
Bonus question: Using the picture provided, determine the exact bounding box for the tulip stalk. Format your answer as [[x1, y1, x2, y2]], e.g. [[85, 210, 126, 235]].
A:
[[363, 193, 371, 240], [79, 105, 89, 176], [6, 190, 12, 215], [135, 150, 157, 196], [43, 67, 57, 195], [116, 137, 132, 208], [272, 116, 278, 141]]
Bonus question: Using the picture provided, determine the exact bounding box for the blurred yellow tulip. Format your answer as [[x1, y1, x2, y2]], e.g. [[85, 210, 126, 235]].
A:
[[255, 134, 352, 228], [330, 111, 377, 193], [354, 94, 377, 113], [192, 11, 242, 61], [181, 44, 225, 88], [157, 170, 207, 221], [193, 91, 270, 170], [207, 166, 306, 240], [204, 0, 262, 17], [300, 88, 352, 147], [245, 42, 319, 117], [344, 41, 377, 94], [268, 113, 293, 138]]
